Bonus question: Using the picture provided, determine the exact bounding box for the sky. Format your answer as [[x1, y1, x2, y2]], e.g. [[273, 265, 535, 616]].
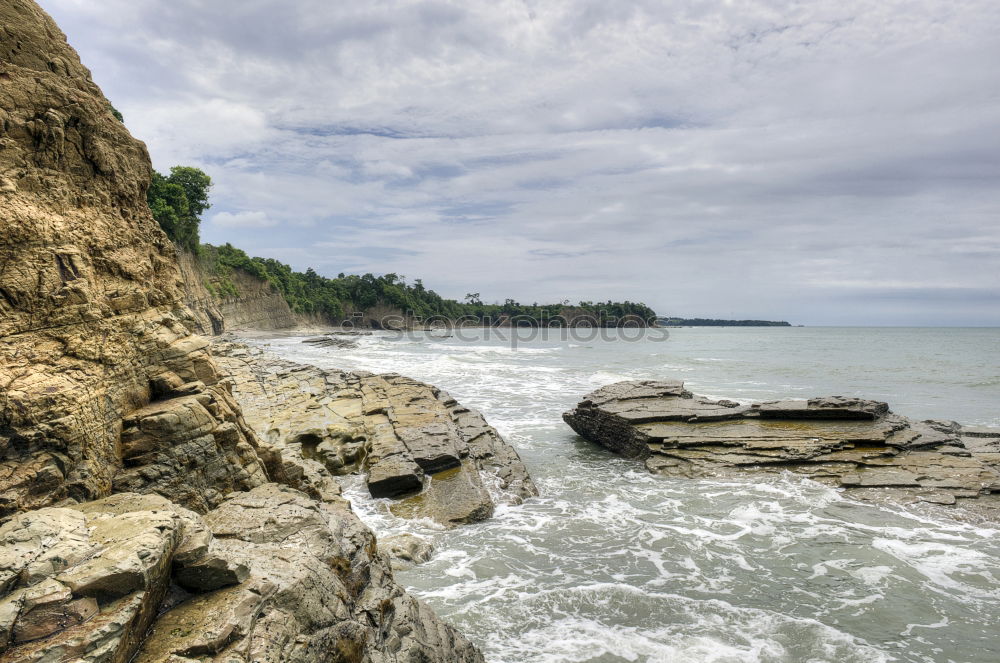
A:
[[38, 0, 1000, 325]]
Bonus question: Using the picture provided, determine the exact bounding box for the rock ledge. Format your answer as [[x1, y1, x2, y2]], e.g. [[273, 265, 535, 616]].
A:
[[564, 380, 1000, 518]]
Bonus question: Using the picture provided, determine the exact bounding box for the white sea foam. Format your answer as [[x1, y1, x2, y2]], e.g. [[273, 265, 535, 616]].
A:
[[249, 328, 1000, 663]]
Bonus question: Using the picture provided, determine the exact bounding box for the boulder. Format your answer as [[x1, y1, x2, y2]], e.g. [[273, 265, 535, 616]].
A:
[[379, 534, 435, 570]]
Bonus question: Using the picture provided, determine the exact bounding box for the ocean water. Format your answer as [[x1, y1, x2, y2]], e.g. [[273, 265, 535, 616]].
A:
[[246, 327, 1000, 663]]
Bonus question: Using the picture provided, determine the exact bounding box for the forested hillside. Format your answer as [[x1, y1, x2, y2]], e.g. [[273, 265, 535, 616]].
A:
[[149, 165, 656, 327]]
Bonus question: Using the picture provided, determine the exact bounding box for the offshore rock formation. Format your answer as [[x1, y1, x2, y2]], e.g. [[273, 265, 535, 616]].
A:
[[0, 2, 486, 661], [565, 381, 1000, 517], [212, 342, 537, 526]]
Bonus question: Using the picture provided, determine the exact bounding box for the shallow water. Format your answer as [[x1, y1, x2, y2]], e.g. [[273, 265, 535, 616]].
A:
[[249, 327, 1000, 663]]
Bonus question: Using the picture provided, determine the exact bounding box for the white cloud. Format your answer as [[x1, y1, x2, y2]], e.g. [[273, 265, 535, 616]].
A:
[[212, 211, 276, 228]]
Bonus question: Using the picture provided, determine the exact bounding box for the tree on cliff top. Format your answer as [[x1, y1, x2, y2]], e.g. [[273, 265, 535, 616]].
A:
[[148, 166, 212, 252]]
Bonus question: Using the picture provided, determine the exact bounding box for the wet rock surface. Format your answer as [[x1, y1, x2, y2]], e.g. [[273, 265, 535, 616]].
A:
[[565, 380, 1000, 519], [302, 335, 360, 349], [135, 484, 483, 663], [379, 533, 435, 570], [212, 342, 538, 526]]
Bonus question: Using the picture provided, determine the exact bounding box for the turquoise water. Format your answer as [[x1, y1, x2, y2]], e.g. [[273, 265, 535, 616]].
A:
[[252, 327, 1000, 663]]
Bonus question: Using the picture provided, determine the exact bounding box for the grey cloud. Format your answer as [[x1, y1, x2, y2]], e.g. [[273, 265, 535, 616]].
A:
[[37, 0, 1000, 324]]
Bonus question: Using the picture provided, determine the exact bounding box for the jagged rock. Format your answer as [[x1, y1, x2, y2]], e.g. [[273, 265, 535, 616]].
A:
[[565, 380, 1000, 518], [2, 578, 97, 645], [136, 484, 483, 663], [0, 3, 497, 662], [2, 488, 484, 662], [0, 0, 270, 520], [0, 500, 180, 661], [302, 335, 359, 349], [212, 342, 537, 526], [379, 534, 434, 570], [112, 388, 269, 512]]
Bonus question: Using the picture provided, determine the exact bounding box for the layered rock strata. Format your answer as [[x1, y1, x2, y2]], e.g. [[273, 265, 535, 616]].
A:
[[564, 381, 1000, 516], [1, 487, 483, 663], [176, 251, 299, 336], [212, 342, 538, 526], [1, 2, 487, 660], [0, 0, 223, 516]]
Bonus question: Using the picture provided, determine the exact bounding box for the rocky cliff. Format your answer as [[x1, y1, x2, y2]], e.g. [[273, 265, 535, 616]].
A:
[[565, 380, 1000, 521], [0, 0, 209, 516], [176, 251, 300, 336], [0, 2, 485, 660]]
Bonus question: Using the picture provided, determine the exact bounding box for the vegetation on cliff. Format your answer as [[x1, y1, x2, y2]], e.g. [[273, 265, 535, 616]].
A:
[[147, 166, 212, 252], [197, 242, 657, 325], [151, 164, 656, 325]]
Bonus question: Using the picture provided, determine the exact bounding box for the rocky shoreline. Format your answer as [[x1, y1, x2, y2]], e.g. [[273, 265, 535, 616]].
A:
[[564, 380, 1000, 522], [3, 1, 996, 661], [212, 341, 537, 526], [0, 3, 505, 660]]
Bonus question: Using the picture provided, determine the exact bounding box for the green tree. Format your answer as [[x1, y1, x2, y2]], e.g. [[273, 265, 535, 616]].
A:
[[167, 166, 212, 217], [147, 166, 212, 252]]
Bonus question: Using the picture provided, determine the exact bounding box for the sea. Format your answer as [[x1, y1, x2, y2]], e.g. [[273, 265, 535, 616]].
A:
[[241, 326, 1000, 663]]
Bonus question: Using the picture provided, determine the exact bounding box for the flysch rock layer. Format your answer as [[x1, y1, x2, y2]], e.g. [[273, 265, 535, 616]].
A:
[[212, 342, 538, 527], [0, 2, 485, 661], [564, 381, 1000, 520]]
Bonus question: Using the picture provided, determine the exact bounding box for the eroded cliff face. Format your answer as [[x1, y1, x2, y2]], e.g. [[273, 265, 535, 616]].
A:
[[0, 0, 220, 515], [176, 251, 300, 335], [0, 3, 486, 661]]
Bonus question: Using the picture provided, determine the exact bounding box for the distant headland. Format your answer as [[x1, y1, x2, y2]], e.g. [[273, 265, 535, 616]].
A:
[[657, 317, 793, 327]]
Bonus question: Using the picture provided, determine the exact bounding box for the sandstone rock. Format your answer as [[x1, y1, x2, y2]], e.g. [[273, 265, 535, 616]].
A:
[[173, 555, 250, 594], [0, 500, 180, 662], [0, 0, 271, 520], [379, 534, 434, 570], [565, 380, 1000, 518], [0, 484, 482, 663], [0, 3, 502, 661], [112, 389, 269, 512], [135, 484, 484, 663], [755, 396, 889, 420], [302, 335, 359, 349], [175, 251, 299, 336], [2, 487, 483, 662], [212, 342, 537, 526], [8, 580, 97, 644], [389, 461, 495, 526]]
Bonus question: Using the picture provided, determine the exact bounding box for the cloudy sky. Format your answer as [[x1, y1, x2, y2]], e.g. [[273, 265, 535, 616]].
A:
[[40, 0, 1000, 325]]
